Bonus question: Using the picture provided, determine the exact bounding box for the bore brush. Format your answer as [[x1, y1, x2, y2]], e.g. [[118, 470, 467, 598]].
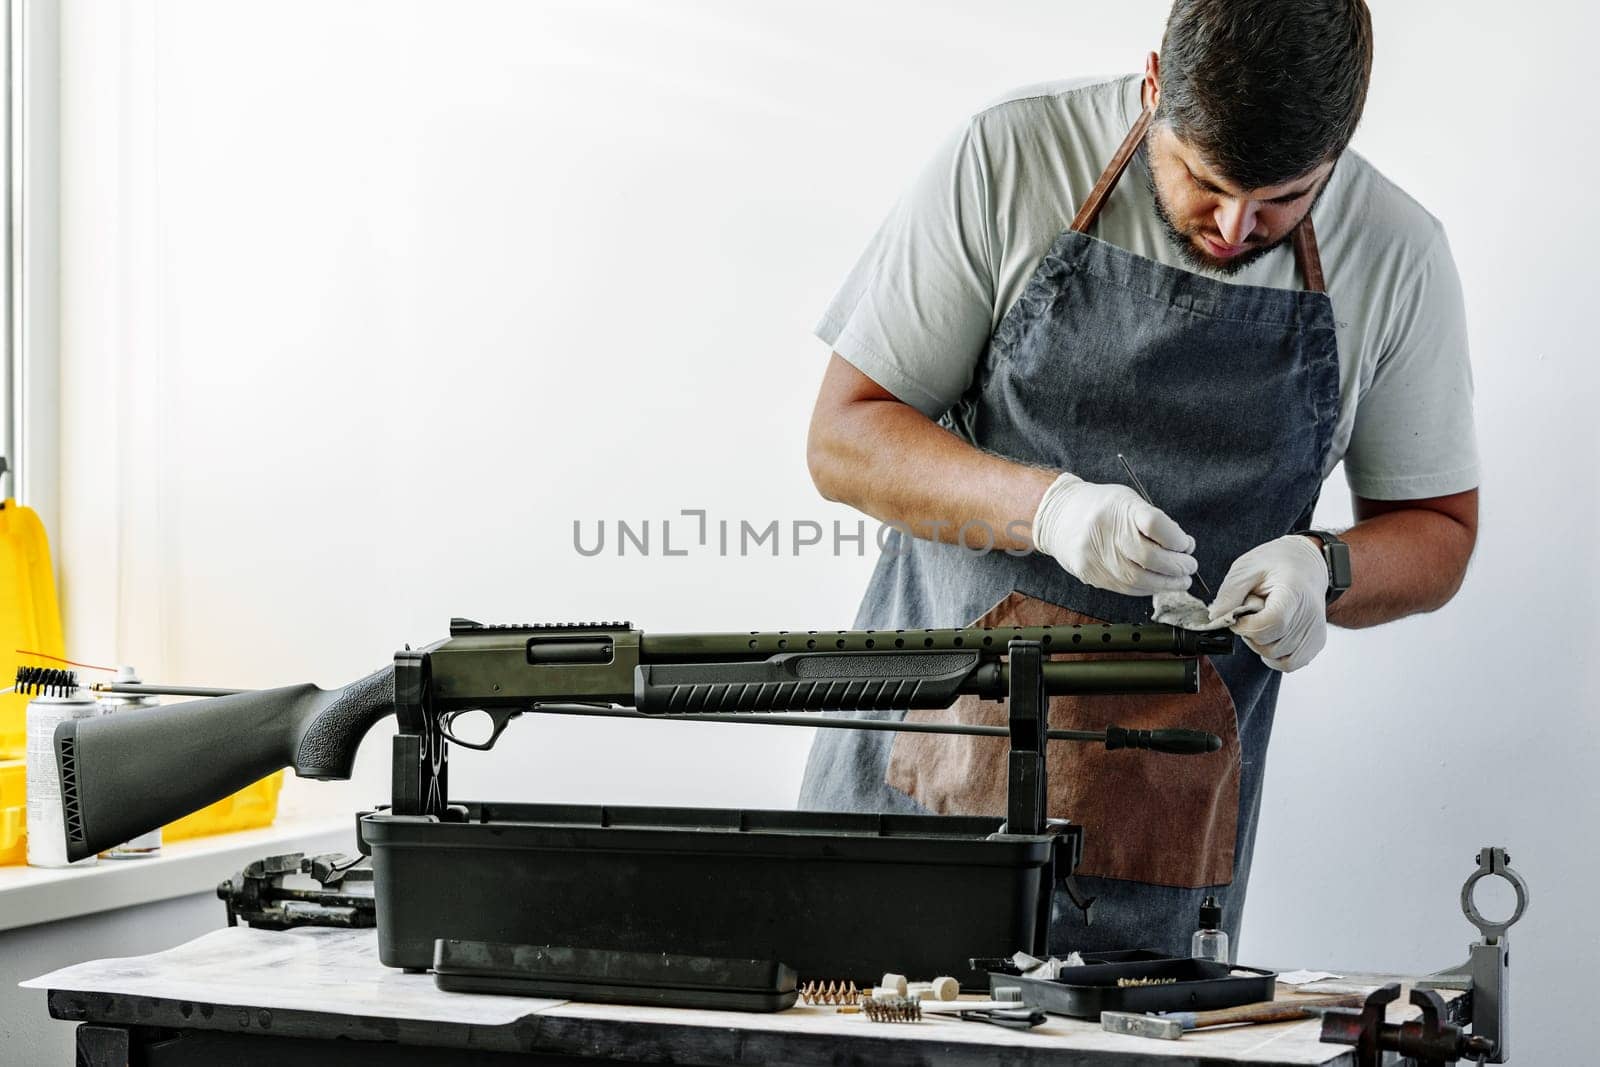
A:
[[800, 980, 860, 1006], [860, 995, 922, 1022], [13, 666, 79, 697]]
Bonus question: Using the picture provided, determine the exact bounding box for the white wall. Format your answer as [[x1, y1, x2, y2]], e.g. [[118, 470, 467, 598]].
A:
[[56, 1, 1597, 1060]]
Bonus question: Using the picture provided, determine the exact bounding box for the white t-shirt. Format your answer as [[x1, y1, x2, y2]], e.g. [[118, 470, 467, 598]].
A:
[[818, 74, 1479, 501]]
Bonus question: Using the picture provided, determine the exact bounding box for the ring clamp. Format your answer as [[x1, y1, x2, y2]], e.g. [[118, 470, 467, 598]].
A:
[[1460, 846, 1528, 941]]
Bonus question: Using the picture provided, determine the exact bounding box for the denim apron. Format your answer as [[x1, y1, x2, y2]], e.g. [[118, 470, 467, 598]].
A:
[[798, 108, 1341, 955]]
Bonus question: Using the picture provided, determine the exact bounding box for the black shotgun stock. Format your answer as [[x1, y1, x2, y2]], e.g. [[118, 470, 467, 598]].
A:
[[54, 666, 395, 861]]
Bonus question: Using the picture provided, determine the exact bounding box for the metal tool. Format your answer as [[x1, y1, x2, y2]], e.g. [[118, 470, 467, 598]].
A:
[[1320, 983, 1492, 1067], [217, 851, 375, 930], [1102, 993, 1363, 1041], [90, 680, 239, 699], [841, 998, 1017, 1014], [958, 1005, 1048, 1030], [1414, 846, 1527, 1063], [1117, 453, 1212, 598]]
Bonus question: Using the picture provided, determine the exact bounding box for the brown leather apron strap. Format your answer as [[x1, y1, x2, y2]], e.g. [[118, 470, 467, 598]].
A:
[[1073, 106, 1328, 293], [1070, 107, 1154, 233], [1290, 214, 1326, 293]]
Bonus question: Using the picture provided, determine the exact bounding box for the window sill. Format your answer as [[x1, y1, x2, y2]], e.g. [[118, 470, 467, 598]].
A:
[[0, 815, 354, 932]]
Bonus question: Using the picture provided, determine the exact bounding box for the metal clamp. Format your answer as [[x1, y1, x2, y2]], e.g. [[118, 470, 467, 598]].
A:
[[1460, 846, 1527, 942], [1415, 845, 1528, 1064], [217, 852, 374, 930], [1320, 982, 1494, 1067]]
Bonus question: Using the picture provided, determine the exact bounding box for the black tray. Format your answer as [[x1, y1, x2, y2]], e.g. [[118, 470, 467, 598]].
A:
[[990, 957, 1277, 1018], [975, 948, 1175, 976], [433, 940, 799, 1012], [360, 801, 1076, 988]]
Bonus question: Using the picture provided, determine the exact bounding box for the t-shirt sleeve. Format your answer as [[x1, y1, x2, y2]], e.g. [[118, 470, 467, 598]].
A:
[[1342, 225, 1480, 500], [814, 119, 997, 419]]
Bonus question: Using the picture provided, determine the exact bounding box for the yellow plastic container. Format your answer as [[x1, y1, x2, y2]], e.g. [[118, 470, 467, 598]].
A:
[[0, 495, 281, 849], [0, 498, 66, 760], [0, 758, 25, 865], [0, 761, 284, 857], [164, 770, 284, 842]]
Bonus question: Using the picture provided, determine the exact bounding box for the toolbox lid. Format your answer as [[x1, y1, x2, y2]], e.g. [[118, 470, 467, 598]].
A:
[[359, 802, 1064, 867]]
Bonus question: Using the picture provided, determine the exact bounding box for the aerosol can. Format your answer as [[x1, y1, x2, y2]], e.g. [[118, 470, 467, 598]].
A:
[[97, 665, 163, 858], [23, 669, 98, 867]]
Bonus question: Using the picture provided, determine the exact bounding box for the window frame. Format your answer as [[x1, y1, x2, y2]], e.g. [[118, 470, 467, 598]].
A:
[[2, 0, 58, 529]]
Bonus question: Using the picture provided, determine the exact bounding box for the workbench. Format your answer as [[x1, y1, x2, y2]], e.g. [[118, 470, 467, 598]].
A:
[[23, 926, 1462, 1065]]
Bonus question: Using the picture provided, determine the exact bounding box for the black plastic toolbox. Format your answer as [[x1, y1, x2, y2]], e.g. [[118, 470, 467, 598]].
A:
[[359, 802, 1075, 988]]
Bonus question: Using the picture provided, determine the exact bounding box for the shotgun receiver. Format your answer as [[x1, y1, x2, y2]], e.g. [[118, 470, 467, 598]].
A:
[[55, 618, 1232, 862]]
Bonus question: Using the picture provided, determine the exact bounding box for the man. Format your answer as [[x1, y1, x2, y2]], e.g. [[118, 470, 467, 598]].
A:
[[798, 0, 1477, 955]]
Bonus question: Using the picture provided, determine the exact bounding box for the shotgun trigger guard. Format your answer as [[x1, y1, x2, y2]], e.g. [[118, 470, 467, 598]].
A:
[[438, 706, 523, 751], [438, 702, 620, 751]]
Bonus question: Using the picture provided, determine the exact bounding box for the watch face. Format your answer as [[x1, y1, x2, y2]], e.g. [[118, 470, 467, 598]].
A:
[[1326, 541, 1352, 590], [1296, 530, 1351, 598]]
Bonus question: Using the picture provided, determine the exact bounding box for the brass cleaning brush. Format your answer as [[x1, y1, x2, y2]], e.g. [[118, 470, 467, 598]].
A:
[[860, 995, 922, 1022], [800, 980, 861, 1006]]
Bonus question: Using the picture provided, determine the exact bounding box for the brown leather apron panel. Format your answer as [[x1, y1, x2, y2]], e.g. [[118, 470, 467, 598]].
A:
[[885, 590, 1240, 887]]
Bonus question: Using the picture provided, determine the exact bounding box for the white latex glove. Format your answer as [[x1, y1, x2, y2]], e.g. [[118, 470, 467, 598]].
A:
[[1208, 535, 1329, 672], [1031, 472, 1198, 596]]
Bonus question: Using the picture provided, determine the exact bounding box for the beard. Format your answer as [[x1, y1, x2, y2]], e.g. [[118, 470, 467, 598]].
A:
[[1142, 144, 1297, 276]]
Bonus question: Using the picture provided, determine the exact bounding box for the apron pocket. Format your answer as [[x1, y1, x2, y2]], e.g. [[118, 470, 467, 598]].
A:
[[885, 589, 1240, 888]]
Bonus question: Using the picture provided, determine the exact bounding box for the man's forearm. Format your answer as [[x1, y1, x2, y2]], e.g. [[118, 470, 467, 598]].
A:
[[1324, 500, 1477, 629], [810, 357, 1477, 627], [809, 395, 1055, 553]]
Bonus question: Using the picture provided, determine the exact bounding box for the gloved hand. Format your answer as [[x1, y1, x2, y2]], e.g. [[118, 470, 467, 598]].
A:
[[1031, 472, 1198, 596], [1208, 534, 1329, 672]]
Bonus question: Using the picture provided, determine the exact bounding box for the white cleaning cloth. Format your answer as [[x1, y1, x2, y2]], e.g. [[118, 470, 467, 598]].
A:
[[1151, 590, 1264, 631], [1008, 951, 1085, 980]]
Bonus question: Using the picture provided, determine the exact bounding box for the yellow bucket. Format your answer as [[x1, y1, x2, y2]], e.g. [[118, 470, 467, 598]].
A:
[[0, 761, 284, 861], [164, 771, 284, 841], [0, 498, 66, 760], [0, 758, 25, 865], [0, 497, 283, 851]]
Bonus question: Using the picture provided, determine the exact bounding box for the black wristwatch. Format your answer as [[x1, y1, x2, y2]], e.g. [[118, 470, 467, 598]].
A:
[[1294, 529, 1352, 604]]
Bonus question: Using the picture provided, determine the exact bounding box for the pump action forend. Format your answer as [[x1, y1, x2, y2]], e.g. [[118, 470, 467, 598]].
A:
[[54, 618, 1232, 861]]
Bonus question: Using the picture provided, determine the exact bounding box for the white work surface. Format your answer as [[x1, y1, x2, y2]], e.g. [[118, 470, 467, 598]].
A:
[[0, 815, 352, 931], [24, 926, 1448, 1065]]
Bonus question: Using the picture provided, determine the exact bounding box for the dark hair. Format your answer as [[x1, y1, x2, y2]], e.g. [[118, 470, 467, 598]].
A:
[[1157, 0, 1373, 189]]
